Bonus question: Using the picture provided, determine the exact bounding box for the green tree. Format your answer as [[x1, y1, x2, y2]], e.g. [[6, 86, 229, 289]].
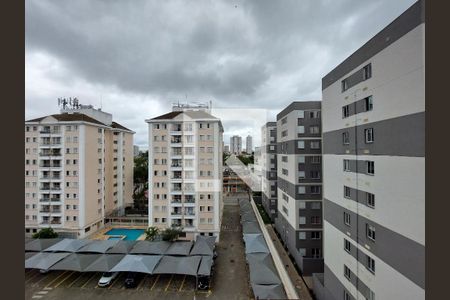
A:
[[33, 227, 58, 239], [134, 151, 148, 184], [161, 226, 183, 242], [145, 226, 159, 241]]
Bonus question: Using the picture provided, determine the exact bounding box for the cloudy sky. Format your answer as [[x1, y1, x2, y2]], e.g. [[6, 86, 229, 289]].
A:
[[25, 0, 416, 149]]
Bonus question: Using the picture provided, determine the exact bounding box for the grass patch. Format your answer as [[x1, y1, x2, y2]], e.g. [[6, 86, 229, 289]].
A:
[[255, 203, 272, 224]]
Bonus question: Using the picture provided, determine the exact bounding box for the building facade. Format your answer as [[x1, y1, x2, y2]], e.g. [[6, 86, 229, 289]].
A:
[[246, 135, 253, 153], [230, 135, 242, 155], [146, 106, 224, 241], [274, 101, 324, 275], [315, 1, 425, 299], [260, 122, 278, 221], [25, 107, 134, 238]]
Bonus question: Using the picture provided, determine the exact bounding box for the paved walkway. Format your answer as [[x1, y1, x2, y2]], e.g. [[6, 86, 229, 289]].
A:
[[266, 224, 313, 300]]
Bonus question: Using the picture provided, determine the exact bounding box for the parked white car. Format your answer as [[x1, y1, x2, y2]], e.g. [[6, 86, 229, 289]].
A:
[[98, 272, 119, 287]]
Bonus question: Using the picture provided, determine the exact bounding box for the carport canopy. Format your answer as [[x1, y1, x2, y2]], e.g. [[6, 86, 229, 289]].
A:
[[110, 254, 162, 274], [83, 254, 125, 272], [105, 240, 137, 254], [247, 253, 281, 285], [197, 256, 213, 276], [242, 222, 262, 234], [243, 234, 269, 254], [153, 255, 202, 276], [25, 252, 71, 270], [129, 241, 171, 255], [25, 238, 63, 252], [49, 253, 102, 272], [165, 241, 193, 256], [43, 239, 92, 253], [251, 283, 286, 299], [76, 240, 119, 253], [190, 236, 215, 256]]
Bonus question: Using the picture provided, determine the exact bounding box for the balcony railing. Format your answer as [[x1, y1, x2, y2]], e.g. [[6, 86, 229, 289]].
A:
[[39, 187, 61, 191], [171, 211, 182, 215], [40, 175, 61, 180], [40, 209, 61, 213], [171, 164, 182, 167], [39, 152, 62, 157], [40, 130, 61, 134], [39, 164, 62, 168]]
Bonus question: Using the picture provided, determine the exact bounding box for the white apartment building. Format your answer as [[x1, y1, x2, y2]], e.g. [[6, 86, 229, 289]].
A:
[[260, 122, 278, 221], [230, 135, 242, 155], [275, 101, 323, 276], [146, 106, 224, 241], [25, 106, 134, 238], [314, 1, 425, 300], [246, 135, 253, 153]]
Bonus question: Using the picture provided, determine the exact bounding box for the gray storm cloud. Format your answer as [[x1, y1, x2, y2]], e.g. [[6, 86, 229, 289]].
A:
[[25, 0, 416, 148]]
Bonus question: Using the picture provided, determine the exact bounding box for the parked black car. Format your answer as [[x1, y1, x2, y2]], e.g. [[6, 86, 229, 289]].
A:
[[124, 272, 144, 288], [197, 276, 210, 290]]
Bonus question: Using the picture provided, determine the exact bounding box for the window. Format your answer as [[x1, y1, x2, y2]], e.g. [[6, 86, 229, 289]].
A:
[[311, 231, 321, 239], [342, 105, 350, 118], [298, 186, 306, 194], [343, 159, 350, 172], [312, 248, 321, 258], [299, 217, 306, 225], [365, 96, 374, 111], [310, 171, 320, 179], [297, 110, 305, 118], [344, 212, 351, 226], [282, 206, 288, 216], [299, 232, 306, 240], [281, 130, 288, 137], [365, 128, 374, 143], [341, 79, 349, 92], [366, 161, 375, 175], [344, 265, 351, 280], [298, 156, 305, 163], [311, 186, 321, 194], [311, 216, 321, 224], [281, 117, 287, 125], [363, 63, 372, 80], [311, 202, 321, 209], [299, 201, 306, 209], [367, 224, 376, 241], [366, 193, 375, 208], [344, 291, 351, 300], [344, 186, 351, 198], [343, 132, 350, 145], [282, 193, 289, 202], [297, 141, 305, 149], [344, 239, 351, 253], [297, 126, 305, 134], [298, 171, 305, 179], [310, 156, 321, 164], [367, 256, 375, 273], [299, 248, 306, 256], [282, 169, 288, 176], [309, 126, 320, 134], [281, 156, 288, 162], [309, 111, 321, 119], [310, 141, 320, 149]]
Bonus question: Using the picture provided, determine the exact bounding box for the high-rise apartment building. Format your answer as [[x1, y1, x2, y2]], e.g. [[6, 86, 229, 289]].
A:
[[260, 122, 278, 221], [314, 1, 425, 299], [246, 135, 253, 153], [146, 105, 224, 240], [275, 101, 323, 275], [25, 106, 134, 238], [230, 135, 242, 155]]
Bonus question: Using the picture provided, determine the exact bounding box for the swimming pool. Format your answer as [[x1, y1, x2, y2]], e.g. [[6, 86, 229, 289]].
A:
[[105, 228, 145, 241]]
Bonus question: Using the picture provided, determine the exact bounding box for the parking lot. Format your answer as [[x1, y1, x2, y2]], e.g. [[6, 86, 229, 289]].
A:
[[25, 193, 252, 300]]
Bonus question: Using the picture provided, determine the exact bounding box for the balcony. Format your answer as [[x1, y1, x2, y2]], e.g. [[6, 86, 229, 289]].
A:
[[40, 175, 61, 180], [40, 209, 61, 214], [39, 163, 62, 168], [171, 211, 182, 216]]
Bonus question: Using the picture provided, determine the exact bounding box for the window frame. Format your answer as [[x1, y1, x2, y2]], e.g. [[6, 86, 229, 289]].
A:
[[365, 128, 374, 143], [342, 131, 350, 145], [366, 224, 376, 241], [366, 193, 375, 208], [344, 212, 351, 226], [366, 161, 375, 175]]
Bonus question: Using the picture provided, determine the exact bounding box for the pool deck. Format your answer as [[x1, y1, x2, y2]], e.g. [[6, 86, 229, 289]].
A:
[[87, 225, 147, 241]]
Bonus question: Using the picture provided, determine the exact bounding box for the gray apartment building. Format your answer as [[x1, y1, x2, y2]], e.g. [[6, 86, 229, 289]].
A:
[[313, 1, 425, 299], [274, 101, 324, 276], [260, 122, 277, 221]]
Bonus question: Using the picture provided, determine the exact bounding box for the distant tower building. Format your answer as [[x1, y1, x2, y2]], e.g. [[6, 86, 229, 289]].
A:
[[224, 145, 230, 153], [246, 135, 253, 153], [133, 145, 140, 157], [230, 135, 242, 155]]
